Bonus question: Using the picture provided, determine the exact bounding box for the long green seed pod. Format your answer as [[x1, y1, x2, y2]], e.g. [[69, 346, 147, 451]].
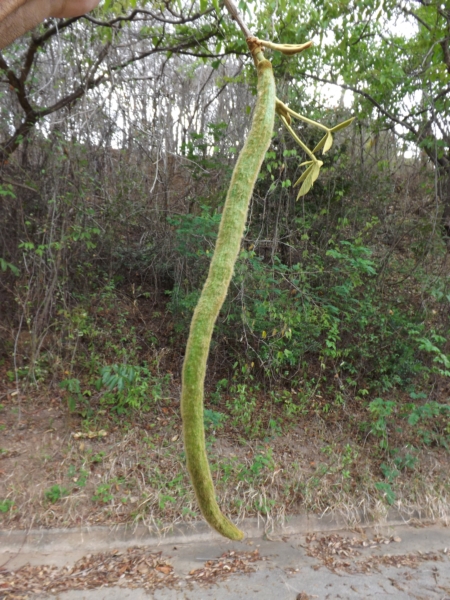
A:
[[181, 57, 275, 541]]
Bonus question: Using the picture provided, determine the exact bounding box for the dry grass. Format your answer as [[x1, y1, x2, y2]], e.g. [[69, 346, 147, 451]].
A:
[[1, 383, 450, 534]]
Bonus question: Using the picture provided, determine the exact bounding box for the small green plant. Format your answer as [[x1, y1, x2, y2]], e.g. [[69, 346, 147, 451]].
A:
[[227, 382, 261, 437], [393, 452, 418, 470], [405, 399, 450, 447], [92, 483, 113, 504], [249, 449, 275, 476], [68, 466, 89, 488], [59, 378, 88, 414], [45, 485, 69, 503], [368, 398, 396, 449], [0, 499, 14, 513], [271, 389, 308, 417], [375, 481, 396, 505], [340, 444, 358, 478], [204, 408, 228, 431], [91, 451, 106, 464], [380, 462, 401, 482], [254, 497, 276, 515], [267, 418, 283, 438], [99, 364, 170, 413], [407, 400, 450, 426], [210, 378, 229, 405], [416, 332, 450, 376], [159, 494, 176, 510]]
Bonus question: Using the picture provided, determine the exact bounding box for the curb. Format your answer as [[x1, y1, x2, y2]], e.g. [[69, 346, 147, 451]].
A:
[[0, 509, 426, 554]]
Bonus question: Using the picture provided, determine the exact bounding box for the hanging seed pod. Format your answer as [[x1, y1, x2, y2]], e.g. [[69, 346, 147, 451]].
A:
[[180, 56, 276, 541]]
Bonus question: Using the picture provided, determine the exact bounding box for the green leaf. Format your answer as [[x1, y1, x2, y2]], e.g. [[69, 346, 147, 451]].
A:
[[312, 119, 354, 154], [312, 135, 327, 154], [0, 258, 19, 276], [311, 160, 323, 183], [293, 163, 314, 188], [295, 160, 323, 199], [238, 0, 248, 13], [330, 117, 355, 133], [322, 132, 333, 153], [312, 132, 333, 155], [0, 185, 15, 198], [296, 165, 314, 198]]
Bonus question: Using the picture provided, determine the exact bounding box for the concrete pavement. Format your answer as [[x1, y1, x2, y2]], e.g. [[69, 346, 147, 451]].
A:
[[1, 518, 449, 599]]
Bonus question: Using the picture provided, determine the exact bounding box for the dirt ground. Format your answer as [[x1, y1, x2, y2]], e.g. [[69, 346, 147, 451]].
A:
[[1, 379, 450, 533]]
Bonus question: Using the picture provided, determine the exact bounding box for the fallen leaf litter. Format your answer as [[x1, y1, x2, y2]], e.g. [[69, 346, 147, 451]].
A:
[[0, 547, 263, 599], [185, 549, 263, 585], [303, 533, 444, 574]]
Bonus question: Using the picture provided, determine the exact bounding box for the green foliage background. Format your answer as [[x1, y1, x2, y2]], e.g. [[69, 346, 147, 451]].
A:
[[1, 0, 450, 504]]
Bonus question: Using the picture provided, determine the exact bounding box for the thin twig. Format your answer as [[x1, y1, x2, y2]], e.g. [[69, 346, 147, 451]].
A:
[[223, 0, 252, 39]]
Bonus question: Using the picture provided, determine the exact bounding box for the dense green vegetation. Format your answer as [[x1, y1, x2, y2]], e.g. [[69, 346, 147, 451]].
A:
[[1, 0, 449, 525]]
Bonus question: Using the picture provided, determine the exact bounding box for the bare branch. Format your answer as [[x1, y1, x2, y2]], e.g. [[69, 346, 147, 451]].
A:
[[0, 53, 34, 113], [83, 7, 216, 28], [399, 5, 432, 31], [298, 71, 418, 137], [223, 0, 252, 39]]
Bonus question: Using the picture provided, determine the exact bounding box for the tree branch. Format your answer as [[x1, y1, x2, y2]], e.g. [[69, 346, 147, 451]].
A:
[[83, 6, 216, 27], [440, 36, 450, 73], [108, 31, 219, 73], [223, 0, 252, 39], [25, 16, 84, 49], [0, 16, 228, 163], [298, 71, 418, 137], [399, 5, 432, 31], [0, 53, 34, 114]]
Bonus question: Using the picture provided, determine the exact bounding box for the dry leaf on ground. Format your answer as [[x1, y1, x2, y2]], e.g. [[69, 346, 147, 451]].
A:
[[0, 546, 177, 599]]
